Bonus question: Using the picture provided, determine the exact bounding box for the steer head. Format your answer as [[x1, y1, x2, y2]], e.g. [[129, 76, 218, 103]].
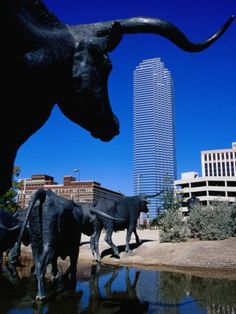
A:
[[64, 15, 234, 141], [138, 189, 164, 213], [57, 22, 122, 141], [137, 195, 150, 214]]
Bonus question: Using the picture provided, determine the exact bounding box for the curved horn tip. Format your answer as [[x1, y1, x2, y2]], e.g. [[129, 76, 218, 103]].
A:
[[226, 15, 235, 25], [222, 15, 235, 30]]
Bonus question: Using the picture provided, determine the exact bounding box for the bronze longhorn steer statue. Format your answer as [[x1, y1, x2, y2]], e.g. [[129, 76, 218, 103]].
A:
[[1, 0, 234, 197]]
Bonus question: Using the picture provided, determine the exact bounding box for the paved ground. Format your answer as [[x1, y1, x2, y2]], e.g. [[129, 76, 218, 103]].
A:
[[19, 229, 236, 280]]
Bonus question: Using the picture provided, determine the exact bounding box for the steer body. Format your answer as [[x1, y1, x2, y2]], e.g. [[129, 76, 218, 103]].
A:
[[0, 209, 29, 270], [90, 195, 150, 262], [21, 189, 83, 302]]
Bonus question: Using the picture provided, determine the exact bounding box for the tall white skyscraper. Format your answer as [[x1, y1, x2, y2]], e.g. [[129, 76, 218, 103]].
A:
[[133, 57, 176, 221]]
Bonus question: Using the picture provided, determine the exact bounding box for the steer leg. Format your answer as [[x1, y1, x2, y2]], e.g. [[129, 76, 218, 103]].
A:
[[125, 226, 134, 253], [61, 246, 79, 291], [68, 247, 79, 289], [35, 260, 47, 303], [134, 227, 140, 244], [35, 246, 55, 302], [91, 226, 102, 263], [50, 257, 59, 281], [104, 229, 119, 258], [0, 253, 3, 273], [90, 233, 96, 257]]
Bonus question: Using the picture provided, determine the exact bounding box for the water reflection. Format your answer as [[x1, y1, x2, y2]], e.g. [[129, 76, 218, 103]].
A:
[[0, 257, 235, 314]]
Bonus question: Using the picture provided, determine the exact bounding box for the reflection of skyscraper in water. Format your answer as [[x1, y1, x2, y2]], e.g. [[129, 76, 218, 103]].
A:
[[136, 269, 161, 312], [133, 58, 176, 222]]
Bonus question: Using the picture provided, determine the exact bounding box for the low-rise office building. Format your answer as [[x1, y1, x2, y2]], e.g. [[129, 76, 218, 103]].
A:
[[201, 142, 236, 177], [175, 172, 236, 214], [175, 142, 236, 214], [18, 174, 124, 208]]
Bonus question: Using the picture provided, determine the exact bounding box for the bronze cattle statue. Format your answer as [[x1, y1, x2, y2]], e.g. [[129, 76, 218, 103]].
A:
[[187, 196, 200, 211], [9, 188, 124, 302], [90, 191, 163, 262], [1, 0, 234, 197], [0, 209, 30, 271]]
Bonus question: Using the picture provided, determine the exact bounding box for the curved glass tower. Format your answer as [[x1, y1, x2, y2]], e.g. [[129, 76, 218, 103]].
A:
[[133, 58, 176, 222]]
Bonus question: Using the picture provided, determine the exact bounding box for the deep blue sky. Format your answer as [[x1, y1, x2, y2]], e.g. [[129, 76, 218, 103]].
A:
[[15, 0, 236, 195]]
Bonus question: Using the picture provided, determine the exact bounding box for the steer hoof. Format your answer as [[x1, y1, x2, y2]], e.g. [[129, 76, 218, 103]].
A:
[[126, 250, 134, 256], [112, 253, 120, 259], [9, 258, 25, 267], [35, 295, 47, 303], [16, 261, 26, 268]]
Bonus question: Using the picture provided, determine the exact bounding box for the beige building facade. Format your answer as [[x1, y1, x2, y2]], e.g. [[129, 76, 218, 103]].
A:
[[201, 142, 236, 177], [175, 142, 236, 214], [175, 172, 236, 212]]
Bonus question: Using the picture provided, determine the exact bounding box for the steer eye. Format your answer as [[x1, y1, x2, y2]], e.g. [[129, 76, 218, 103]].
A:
[[88, 45, 112, 72], [104, 57, 112, 72], [98, 54, 112, 73]]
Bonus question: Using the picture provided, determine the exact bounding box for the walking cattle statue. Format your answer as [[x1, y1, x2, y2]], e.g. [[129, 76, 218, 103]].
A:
[[1, 0, 234, 197], [90, 191, 163, 262], [187, 196, 200, 211]]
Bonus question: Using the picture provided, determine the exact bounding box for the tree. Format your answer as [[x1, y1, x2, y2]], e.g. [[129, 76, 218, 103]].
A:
[[0, 166, 21, 213], [158, 187, 187, 243]]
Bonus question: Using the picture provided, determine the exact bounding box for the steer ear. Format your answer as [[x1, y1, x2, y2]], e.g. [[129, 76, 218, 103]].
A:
[[96, 22, 123, 52], [106, 22, 123, 51], [0, 223, 20, 232], [92, 200, 98, 207]]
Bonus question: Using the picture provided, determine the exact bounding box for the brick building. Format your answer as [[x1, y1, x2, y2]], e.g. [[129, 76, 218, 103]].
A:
[[18, 174, 124, 208]]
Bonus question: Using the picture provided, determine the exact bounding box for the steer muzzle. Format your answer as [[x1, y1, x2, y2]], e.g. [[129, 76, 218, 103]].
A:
[[36, 295, 48, 303], [90, 114, 120, 141]]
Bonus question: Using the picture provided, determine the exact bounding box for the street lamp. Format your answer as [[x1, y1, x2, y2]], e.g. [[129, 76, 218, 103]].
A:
[[74, 168, 80, 181], [74, 168, 80, 202], [137, 173, 143, 226], [137, 173, 149, 226]]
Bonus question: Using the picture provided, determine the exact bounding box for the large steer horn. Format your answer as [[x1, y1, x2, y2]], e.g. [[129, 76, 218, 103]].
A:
[[144, 189, 165, 199], [91, 207, 125, 221], [0, 222, 20, 232], [87, 15, 234, 52]]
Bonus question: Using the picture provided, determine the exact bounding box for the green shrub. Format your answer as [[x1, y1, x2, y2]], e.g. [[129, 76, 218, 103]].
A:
[[159, 209, 187, 243], [188, 202, 234, 240], [158, 187, 187, 243], [230, 203, 236, 236]]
